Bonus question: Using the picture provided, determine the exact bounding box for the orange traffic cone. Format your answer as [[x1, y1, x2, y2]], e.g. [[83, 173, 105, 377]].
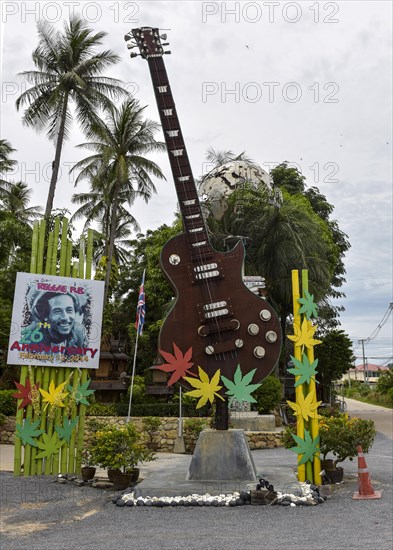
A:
[[352, 445, 382, 500]]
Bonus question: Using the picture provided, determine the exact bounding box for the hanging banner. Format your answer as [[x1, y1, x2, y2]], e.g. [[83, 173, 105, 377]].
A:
[[7, 273, 104, 368]]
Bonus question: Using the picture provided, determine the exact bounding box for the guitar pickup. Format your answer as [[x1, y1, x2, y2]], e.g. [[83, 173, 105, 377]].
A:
[[188, 260, 223, 284]]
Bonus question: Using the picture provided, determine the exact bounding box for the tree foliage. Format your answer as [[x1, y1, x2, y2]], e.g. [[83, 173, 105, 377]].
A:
[[315, 329, 354, 401]]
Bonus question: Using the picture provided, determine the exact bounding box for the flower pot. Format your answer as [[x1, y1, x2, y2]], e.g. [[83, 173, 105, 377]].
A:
[[325, 467, 344, 484], [81, 466, 96, 482], [320, 459, 335, 471], [107, 468, 122, 482], [110, 471, 134, 491]]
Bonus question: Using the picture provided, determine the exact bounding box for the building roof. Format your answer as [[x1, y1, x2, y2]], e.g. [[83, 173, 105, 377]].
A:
[[349, 363, 390, 372]]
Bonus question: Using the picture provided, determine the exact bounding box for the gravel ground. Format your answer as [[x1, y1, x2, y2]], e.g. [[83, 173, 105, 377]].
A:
[[1, 433, 392, 550]]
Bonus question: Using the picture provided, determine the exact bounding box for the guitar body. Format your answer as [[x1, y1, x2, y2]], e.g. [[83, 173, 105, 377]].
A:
[[159, 233, 281, 384]]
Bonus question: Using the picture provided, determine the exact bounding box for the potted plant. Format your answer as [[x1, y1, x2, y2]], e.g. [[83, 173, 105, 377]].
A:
[[80, 450, 96, 481], [282, 413, 376, 484], [88, 422, 155, 490], [318, 414, 376, 482]]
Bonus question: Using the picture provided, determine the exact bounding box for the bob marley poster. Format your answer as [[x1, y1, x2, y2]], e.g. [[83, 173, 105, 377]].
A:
[[7, 273, 105, 368]]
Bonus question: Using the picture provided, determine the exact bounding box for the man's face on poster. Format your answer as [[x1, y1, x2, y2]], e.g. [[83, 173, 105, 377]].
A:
[[47, 295, 76, 337]]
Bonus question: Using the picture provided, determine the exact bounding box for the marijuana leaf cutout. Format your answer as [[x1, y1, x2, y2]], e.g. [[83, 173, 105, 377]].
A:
[[157, 343, 196, 386], [35, 432, 64, 460], [289, 429, 320, 465], [184, 366, 224, 409], [221, 365, 261, 405], [287, 392, 322, 421], [39, 380, 69, 409], [287, 354, 319, 387], [15, 419, 44, 446], [67, 379, 94, 405], [287, 318, 322, 350], [298, 290, 318, 319], [55, 417, 79, 443], [13, 378, 40, 409]]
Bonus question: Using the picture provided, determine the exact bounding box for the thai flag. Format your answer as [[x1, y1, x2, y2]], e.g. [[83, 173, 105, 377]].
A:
[[135, 270, 146, 335]]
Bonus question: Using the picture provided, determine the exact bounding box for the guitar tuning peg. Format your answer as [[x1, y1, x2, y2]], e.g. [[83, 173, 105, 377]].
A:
[[160, 33, 167, 40], [130, 52, 140, 58], [164, 51, 171, 55], [126, 43, 137, 49], [124, 33, 132, 41]]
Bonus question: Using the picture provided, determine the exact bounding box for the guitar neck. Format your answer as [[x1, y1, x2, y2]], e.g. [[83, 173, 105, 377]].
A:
[[145, 55, 213, 261]]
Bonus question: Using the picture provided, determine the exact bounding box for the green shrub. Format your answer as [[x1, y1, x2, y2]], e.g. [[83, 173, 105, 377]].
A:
[[253, 375, 282, 413], [115, 402, 210, 417], [183, 418, 207, 439], [0, 389, 16, 416], [86, 401, 117, 416], [0, 412, 7, 427], [319, 414, 376, 466], [377, 370, 393, 394]]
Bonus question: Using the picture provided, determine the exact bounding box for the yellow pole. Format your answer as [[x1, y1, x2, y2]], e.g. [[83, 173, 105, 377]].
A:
[[291, 270, 305, 482], [301, 270, 322, 484]]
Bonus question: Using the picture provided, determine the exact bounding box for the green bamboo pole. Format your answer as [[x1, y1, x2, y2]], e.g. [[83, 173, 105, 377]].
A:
[[59, 218, 68, 277], [68, 370, 82, 473], [79, 236, 85, 279], [37, 220, 46, 275], [45, 232, 54, 274], [291, 270, 306, 482], [51, 217, 60, 275], [65, 240, 72, 277], [36, 365, 51, 474], [29, 366, 42, 475], [30, 221, 39, 274], [44, 368, 58, 475], [13, 368, 28, 476], [72, 261, 78, 278], [75, 369, 89, 473], [51, 366, 66, 474], [86, 230, 93, 279]]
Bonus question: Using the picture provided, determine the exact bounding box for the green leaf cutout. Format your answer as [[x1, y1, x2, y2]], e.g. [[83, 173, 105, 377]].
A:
[[298, 290, 318, 319], [55, 417, 79, 443], [221, 365, 262, 405], [35, 432, 64, 460], [287, 354, 319, 387], [67, 379, 95, 405], [289, 429, 320, 465], [15, 419, 45, 447]]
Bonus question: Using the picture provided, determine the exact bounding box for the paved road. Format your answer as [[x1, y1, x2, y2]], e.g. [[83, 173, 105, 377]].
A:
[[1, 433, 392, 550], [346, 397, 393, 439]]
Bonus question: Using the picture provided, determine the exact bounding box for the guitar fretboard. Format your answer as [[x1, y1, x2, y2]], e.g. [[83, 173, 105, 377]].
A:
[[146, 56, 213, 262]]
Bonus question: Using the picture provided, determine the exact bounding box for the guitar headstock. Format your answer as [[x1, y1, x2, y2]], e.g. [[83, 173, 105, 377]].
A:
[[124, 27, 170, 59]]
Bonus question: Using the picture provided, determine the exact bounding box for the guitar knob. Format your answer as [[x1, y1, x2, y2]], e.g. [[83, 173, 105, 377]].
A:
[[266, 331, 278, 343], [198, 325, 208, 337], [248, 323, 259, 336], [235, 339, 244, 348], [253, 346, 265, 358], [205, 345, 215, 355], [260, 309, 272, 321]]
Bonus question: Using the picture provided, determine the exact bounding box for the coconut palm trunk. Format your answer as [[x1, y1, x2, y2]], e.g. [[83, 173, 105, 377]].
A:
[[45, 92, 69, 221]]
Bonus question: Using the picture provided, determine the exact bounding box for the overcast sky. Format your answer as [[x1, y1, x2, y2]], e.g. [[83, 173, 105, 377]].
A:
[[1, 1, 392, 365]]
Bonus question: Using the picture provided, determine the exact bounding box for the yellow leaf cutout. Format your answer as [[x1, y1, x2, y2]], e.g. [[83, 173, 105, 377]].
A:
[[287, 392, 322, 421], [184, 366, 224, 409], [287, 318, 321, 349], [39, 380, 69, 409]]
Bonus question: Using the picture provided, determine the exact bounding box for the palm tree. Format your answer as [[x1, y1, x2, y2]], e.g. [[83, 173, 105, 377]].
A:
[[72, 98, 166, 302], [16, 15, 127, 221], [0, 139, 17, 190], [0, 181, 42, 227]]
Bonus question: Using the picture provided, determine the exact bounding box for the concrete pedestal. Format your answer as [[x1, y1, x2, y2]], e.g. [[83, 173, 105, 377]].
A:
[[186, 429, 257, 481]]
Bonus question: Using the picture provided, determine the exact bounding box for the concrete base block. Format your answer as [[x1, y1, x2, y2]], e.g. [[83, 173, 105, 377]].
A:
[[186, 429, 257, 481], [173, 436, 185, 454], [230, 414, 276, 431]]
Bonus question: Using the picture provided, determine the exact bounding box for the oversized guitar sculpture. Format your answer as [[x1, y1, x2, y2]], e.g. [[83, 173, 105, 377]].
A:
[[126, 27, 282, 391]]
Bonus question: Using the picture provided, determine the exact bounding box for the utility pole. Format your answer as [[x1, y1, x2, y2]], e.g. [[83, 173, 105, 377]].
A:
[[359, 339, 368, 384]]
